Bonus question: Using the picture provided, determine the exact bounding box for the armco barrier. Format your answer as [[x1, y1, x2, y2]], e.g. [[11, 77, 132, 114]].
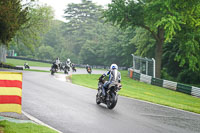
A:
[[151, 78, 163, 87], [176, 83, 192, 95], [7, 56, 52, 64], [140, 74, 152, 84], [0, 63, 23, 70], [163, 80, 177, 90], [191, 86, 200, 97], [133, 72, 140, 80], [128, 69, 200, 98]]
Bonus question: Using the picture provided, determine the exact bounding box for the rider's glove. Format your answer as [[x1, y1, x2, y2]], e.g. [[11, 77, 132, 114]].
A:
[[99, 75, 104, 80]]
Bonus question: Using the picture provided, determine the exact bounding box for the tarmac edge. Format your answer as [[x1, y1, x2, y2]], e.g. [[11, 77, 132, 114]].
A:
[[22, 111, 63, 133]]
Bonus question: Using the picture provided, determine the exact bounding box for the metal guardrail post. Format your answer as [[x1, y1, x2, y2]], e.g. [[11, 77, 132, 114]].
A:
[[152, 58, 155, 78]]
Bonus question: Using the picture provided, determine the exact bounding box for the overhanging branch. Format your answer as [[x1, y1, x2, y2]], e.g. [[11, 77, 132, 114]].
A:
[[139, 24, 159, 42]]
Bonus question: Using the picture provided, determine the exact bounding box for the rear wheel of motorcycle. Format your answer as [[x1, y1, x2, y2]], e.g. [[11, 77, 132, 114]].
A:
[[96, 94, 101, 104], [107, 92, 118, 109]]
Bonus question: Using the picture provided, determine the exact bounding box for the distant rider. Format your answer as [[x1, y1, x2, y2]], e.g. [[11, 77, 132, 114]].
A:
[[86, 64, 91, 72], [71, 63, 76, 72], [24, 62, 29, 69], [55, 57, 61, 70], [66, 58, 71, 71], [99, 64, 121, 100]]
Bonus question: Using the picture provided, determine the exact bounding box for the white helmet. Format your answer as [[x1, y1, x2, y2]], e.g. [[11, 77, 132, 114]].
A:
[[110, 64, 118, 70], [67, 58, 70, 62]]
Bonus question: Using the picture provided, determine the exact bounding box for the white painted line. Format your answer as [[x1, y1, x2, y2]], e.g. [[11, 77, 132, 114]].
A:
[[22, 111, 63, 133]]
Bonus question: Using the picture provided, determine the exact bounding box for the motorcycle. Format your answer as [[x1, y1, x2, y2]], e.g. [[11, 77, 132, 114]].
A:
[[59, 62, 65, 71], [51, 62, 58, 75], [87, 67, 92, 74], [72, 66, 76, 72], [96, 79, 122, 109], [24, 64, 30, 69], [63, 63, 70, 74]]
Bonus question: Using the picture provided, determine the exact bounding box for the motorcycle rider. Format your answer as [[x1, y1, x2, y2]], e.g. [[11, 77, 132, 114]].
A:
[[55, 57, 61, 70], [86, 64, 91, 72], [99, 64, 121, 100], [66, 58, 71, 71], [51, 58, 60, 72], [24, 62, 29, 69], [71, 63, 76, 72]]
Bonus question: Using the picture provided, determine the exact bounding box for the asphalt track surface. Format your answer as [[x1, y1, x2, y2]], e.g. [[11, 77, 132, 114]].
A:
[[17, 68, 200, 133]]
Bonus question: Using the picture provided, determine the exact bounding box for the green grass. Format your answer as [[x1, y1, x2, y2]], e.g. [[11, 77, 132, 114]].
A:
[[6, 58, 51, 67], [71, 71, 200, 114], [4, 58, 200, 113], [0, 120, 58, 133], [24, 69, 50, 72]]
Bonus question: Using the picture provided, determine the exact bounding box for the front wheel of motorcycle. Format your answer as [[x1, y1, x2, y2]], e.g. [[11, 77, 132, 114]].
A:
[[51, 69, 54, 75], [96, 94, 101, 104], [107, 92, 118, 109], [64, 70, 68, 74]]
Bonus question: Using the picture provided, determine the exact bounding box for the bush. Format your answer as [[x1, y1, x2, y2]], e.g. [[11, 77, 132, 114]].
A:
[[177, 70, 200, 84]]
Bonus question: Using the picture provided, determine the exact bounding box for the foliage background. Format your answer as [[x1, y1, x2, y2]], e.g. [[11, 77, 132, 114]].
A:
[[6, 0, 200, 84]]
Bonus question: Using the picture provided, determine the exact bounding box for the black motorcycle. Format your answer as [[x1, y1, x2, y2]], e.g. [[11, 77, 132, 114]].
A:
[[59, 62, 65, 71], [24, 64, 30, 69], [96, 79, 122, 109], [51, 62, 58, 75], [63, 63, 70, 74], [87, 67, 92, 74], [72, 66, 76, 72]]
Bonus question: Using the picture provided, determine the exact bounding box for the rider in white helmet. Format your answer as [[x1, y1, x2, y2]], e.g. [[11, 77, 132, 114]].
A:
[[66, 58, 71, 71], [66, 58, 71, 65], [99, 64, 121, 100], [55, 57, 61, 70]]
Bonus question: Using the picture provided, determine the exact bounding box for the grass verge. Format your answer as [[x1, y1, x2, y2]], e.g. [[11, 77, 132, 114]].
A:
[[71, 71, 200, 114], [24, 69, 50, 73], [6, 59, 51, 67], [0, 120, 58, 133]]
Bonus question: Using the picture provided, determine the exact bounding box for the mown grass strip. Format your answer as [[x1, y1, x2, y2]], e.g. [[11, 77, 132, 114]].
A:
[[0, 120, 58, 133], [6, 59, 51, 67], [71, 71, 200, 114]]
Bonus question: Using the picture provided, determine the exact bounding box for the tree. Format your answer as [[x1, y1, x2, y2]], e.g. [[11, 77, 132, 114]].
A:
[[37, 45, 54, 60], [62, 0, 137, 66], [131, 28, 155, 58], [10, 4, 54, 58], [64, 0, 102, 32], [63, 0, 103, 62], [103, 0, 200, 78], [0, 0, 29, 62]]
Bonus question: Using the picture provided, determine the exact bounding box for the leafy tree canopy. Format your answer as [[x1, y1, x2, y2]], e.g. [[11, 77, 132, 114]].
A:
[[0, 0, 29, 45], [103, 0, 200, 77]]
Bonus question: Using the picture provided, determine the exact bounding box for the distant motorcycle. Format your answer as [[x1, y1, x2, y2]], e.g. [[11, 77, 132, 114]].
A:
[[87, 67, 92, 74], [24, 64, 30, 69], [63, 63, 70, 74], [24, 63, 30, 69], [96, 78, 122, 109], [72, 66, 76, 72], [59, 62, 65, 71], [51, 62, 58, 75]]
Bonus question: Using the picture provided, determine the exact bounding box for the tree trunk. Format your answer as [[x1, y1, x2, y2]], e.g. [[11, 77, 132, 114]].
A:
[[155, 27, 164, 78], [0, 44, 7, 63], [155, 41, 163, 78]]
